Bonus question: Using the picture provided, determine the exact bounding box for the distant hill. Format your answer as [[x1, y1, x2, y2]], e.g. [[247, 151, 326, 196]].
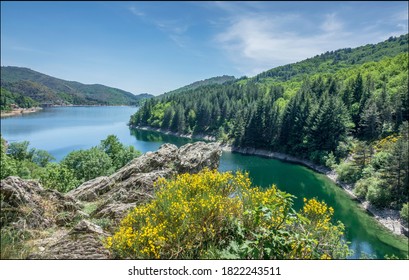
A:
[[0, 66, 153, 106], [253, 34, 408, 83], [162, 75, 236, 97]]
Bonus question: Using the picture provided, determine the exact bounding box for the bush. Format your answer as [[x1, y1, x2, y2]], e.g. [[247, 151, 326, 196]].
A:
[[61, 147, 114, 182], [99, 135, 141, 170], [106, 169, 350, 259], [336, 161, 361, 183], [354, 178, 370, 199], [400, 203, 408, 227], [366, 179, 390, 208], [324, 152, 337, 169], [38, 163, 80, 193], [370, 151, 391, 170]]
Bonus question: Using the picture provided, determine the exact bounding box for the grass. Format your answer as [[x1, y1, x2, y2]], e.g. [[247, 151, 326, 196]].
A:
[[0, 228, 32, 259]]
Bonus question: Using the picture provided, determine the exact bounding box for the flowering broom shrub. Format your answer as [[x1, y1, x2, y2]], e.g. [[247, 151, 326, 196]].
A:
[[106, 169, 350, 259]]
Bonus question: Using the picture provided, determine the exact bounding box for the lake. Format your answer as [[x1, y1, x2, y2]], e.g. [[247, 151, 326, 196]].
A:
[[1, 106, 408, 259]]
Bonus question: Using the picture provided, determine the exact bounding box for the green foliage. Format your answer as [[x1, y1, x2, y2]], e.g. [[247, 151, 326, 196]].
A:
[[164, 75, 236, 96], [30, 149, 55, 167], [366, 179, 390, 208], [106, 169, 351, 259], [254, 34, 408, 83], [336, 161, 361, 184], [1, 88, 38, 111], [99, 135, 141, 170], [0, 228, 32, 259], [1, 135, 141, 192], [400, 203, 408, 227], [7, 141, 31, 161], [38, 163, 80, 193], [61, 147, 114, 182], [324, 152, 337, 169], [82, 202, 100, 215], [1, 139, 16, 179], [1, 139, 54, 180]]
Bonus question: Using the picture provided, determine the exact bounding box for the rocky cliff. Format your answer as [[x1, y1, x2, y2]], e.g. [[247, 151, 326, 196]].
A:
[[0, 142, 221, 259]]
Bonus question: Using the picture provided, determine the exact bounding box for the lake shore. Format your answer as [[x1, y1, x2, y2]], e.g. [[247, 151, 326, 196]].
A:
[[134, 125, 408, 237], [0, 107, 43, 118]]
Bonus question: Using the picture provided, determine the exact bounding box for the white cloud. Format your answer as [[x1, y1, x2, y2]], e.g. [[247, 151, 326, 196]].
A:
[[128, 6, 144, 17], [127, 6, 190, 48], [321, 13, 343, 32], [213, 4, 407, 77], [215, 14, 337, 75]]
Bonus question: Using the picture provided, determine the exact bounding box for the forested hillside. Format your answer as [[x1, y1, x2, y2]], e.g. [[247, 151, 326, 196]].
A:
[[1, 66, 153, 107], [130, 34, 409, 214], [163, 75, 236, 97], [0, 88, 39, 111]]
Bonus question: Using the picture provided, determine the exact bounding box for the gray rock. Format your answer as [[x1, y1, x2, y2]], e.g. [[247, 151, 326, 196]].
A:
[[29, 220, 110, 259], [176, 142, 221, 173], [0, 176, 80, 229]]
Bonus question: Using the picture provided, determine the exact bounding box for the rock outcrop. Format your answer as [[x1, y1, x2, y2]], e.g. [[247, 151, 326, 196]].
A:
[[68, 142, 221, 225], [1, 142, 221, 259], [29, 220, 110, 259], [0, 176, 81, 230]]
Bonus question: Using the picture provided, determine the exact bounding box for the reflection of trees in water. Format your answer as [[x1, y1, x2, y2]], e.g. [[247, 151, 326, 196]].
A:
[[129, 128, 193, 146]]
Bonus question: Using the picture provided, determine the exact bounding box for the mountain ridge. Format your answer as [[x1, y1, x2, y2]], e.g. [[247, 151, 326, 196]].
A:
[[161, 75, 236, 97], [1, 66, 153, 106]]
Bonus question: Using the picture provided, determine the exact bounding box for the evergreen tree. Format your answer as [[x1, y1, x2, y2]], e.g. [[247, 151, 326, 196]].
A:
[[360, 99, 381, 140], [380, 122, 409, 207], [162, 106, 174, 129]]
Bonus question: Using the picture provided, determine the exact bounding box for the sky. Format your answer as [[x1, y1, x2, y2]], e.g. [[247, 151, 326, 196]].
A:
[[1, 1, 408, 96]]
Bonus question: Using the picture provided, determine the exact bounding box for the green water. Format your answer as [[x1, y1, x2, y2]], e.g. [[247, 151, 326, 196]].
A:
[[1, 106, 408, 259]]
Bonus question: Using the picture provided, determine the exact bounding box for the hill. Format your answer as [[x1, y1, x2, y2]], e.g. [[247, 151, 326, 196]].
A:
[[253, 34, 408, 83], [130, 34, 408, 213], [162, 75, 236, 97], [0, 66, 153, 106]]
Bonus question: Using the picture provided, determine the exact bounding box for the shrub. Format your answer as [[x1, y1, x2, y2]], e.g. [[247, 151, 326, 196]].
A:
[[336, 161, 361, 183], [61, 147, 114, 182], [106, 169, 350, 259], [400, 203, 408, 227], [354, 176, 382, 200], [366, 179, 390, 208], [324, 152, 337, 169], [354, 178, 370, 199], [38, 163, 80, 193]]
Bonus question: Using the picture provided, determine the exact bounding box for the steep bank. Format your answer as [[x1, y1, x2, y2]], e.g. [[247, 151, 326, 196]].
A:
[[133, 126, 408, 237]]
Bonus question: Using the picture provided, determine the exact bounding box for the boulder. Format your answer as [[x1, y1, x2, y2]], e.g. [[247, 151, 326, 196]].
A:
[[0, 176, 81, 230]]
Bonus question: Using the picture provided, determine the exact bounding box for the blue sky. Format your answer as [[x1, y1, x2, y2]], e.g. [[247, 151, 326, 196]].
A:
[[1, 1, 408, 96]]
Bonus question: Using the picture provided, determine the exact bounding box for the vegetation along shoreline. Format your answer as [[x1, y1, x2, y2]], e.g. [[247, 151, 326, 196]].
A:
[[0, 107, 43, 118]]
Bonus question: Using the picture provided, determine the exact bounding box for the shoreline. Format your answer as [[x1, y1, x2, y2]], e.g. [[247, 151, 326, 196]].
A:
[[1, 105, 137, 118], [134, 125, 408, 237], [0, 107, 43, 118]]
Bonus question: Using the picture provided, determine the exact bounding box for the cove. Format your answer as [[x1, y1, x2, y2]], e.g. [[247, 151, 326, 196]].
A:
[[1, 106, 408, 259]]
